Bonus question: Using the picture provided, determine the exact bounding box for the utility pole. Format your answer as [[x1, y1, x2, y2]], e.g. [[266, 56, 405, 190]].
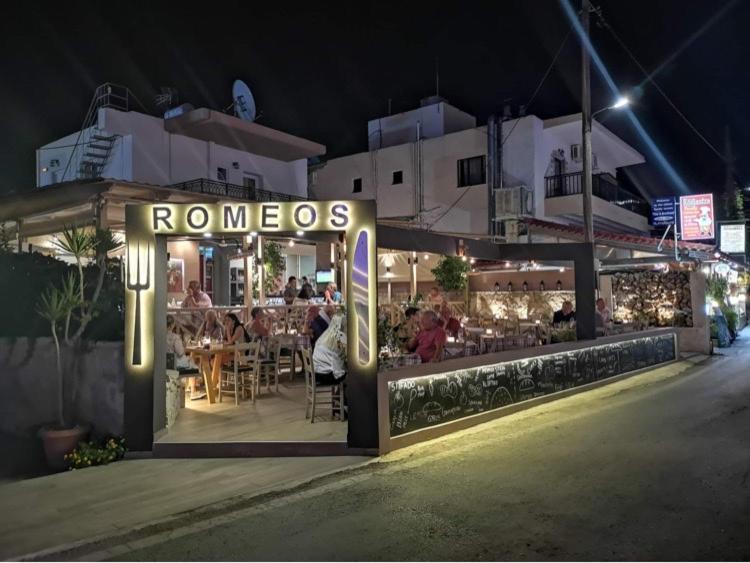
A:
[[581, 0, 594, 243]]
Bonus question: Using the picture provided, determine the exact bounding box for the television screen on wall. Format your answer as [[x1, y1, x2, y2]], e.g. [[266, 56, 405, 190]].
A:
[[315, 269, 334, 284]]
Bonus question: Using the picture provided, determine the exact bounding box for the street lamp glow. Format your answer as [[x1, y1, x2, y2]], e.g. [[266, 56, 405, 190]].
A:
[[612, 96, 630, 109]]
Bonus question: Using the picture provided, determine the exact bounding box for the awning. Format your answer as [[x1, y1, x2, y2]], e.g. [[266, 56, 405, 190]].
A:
[[522, 216, 739, 264]]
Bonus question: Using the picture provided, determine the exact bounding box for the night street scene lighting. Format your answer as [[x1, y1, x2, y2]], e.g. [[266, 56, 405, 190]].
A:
[[0, 0, 749, 561]]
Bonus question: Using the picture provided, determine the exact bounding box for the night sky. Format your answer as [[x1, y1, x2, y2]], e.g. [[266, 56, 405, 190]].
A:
[[2, 0, 748, 199]]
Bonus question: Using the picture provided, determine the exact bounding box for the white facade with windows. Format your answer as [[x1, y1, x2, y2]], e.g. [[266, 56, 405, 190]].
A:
[[36, 107, 325, 199], [311, 98, 650, 236]]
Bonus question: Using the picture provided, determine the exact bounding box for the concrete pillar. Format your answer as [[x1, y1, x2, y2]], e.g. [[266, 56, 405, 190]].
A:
[[410, 251, 418, 299], [257, 235, 265, 305], [243, 235, 253, 317], [599, 274, 613, 310]]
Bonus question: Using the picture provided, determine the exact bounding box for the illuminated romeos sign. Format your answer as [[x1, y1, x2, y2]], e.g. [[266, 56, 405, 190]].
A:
[[149, 202, 351, 234]]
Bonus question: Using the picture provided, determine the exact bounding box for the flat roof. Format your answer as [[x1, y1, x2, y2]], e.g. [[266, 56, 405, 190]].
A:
[[164, 108, 326, 162]]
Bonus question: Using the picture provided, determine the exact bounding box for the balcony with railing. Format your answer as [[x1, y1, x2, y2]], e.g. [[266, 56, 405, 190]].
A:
[[168, 178, 308, 202], [544, 171, 650, 218]]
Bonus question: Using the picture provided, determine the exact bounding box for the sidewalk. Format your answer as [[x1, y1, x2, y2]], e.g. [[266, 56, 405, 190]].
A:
[[0, 350, 713, 561], [0, 455, 369, 560]]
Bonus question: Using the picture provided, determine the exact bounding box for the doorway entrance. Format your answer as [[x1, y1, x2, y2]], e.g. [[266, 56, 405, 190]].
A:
[[123, 200, 378, 456]]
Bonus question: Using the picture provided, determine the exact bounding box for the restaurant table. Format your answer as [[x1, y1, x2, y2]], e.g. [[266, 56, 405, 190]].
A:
[[186, 343, 237, 404], [479, 333, 505, 353], [443, 340, 478, 358], [273, 333, 309, 378], [378, 352, 421, 372]]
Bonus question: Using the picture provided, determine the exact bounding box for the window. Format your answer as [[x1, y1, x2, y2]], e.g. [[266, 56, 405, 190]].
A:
[[352, 177, 362, 193], [457, 156, 486, 187], [570, 144, 581, 162], [242, 173, 262, 189], [392, 170, 403, 185], [217, 167, 227, 181]]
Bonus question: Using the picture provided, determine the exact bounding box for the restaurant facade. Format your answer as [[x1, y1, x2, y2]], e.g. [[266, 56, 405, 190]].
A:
[[120, 200, 685, 457]]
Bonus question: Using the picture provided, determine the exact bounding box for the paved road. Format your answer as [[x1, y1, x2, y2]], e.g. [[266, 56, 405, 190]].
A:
[[113, 338, 750, 561]]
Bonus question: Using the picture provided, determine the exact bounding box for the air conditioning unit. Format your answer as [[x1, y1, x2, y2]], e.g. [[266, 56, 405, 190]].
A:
[[494, 185, 534, 218], [570, 144, 581, 162]]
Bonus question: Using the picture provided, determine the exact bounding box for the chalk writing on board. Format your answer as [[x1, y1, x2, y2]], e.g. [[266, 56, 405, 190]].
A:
[[388, 334, 675, 437]]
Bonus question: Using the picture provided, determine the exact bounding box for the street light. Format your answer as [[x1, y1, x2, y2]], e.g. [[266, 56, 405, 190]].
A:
[[593, 95, 630, 118]]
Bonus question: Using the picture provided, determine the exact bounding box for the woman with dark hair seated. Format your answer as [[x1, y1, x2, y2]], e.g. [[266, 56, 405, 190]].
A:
[[224, 313, 251, 345]]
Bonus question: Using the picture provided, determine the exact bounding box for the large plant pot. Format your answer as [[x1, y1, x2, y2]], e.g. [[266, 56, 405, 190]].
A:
[[40, 425, 89, 471]]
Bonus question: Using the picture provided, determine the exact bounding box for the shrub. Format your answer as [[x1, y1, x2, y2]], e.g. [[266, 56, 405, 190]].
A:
[[64, 436, 126, 470], [0, 251, 123, 340]]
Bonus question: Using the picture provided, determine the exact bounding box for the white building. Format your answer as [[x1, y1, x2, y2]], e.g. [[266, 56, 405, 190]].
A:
[[310, 96, 650, 237], [12, 83, 328, 306], [37, 86, 324, 199]]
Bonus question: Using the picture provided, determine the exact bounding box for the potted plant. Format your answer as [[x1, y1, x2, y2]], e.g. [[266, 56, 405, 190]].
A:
[[36, 226, 120, 470]]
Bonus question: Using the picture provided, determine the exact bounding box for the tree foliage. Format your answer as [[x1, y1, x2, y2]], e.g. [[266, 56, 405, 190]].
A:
[[431, 256, 470, 292]]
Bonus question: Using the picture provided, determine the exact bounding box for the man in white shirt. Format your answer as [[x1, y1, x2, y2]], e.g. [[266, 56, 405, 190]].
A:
[[182, 281, 213, 308]]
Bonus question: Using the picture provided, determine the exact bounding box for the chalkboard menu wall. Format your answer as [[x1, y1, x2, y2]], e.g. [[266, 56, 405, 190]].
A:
[[388, 334, 675, 437]]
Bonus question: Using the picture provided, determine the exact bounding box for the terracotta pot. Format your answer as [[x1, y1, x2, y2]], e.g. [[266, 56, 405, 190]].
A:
[[40, 425, 89, 471]]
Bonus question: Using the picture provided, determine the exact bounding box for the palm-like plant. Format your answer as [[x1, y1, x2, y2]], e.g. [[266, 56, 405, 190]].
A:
[[37, 273, 81, 427], [51, 226, 94, 306], [37, 226, 122, 427]]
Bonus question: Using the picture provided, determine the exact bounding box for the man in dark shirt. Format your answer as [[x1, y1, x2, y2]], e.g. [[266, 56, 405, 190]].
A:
[[298, 276, 314, 300], [553, 300, 576, 325]]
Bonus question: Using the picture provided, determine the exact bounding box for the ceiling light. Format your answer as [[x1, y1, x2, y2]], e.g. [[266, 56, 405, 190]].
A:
[[203, 233, 212, 238], [250, 231, 258, 237], [288, 240, 295, 247], [559, 267, 565, 272], [424, 254, 429, 261], [296, 230, 304, 236]]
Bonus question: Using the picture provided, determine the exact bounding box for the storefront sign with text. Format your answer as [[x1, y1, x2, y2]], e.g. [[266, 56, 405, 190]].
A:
[[679, 193, 714, 241]]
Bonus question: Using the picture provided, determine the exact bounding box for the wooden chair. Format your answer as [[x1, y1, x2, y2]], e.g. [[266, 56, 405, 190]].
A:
[[301, 347, 345, 423], [258, 336, 280, 393], [219, 342, 259, 404]]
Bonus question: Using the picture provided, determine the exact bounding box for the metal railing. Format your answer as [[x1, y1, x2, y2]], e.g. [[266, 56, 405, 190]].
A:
[[544, 171, 650, 217], [168, 178, 308, 202]]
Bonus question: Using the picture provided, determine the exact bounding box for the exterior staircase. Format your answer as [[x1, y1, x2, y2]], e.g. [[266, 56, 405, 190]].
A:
[[62, 83, 140, 182]]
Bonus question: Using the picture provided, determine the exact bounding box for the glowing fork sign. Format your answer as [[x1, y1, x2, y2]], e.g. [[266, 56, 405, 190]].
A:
[[126, 241, 151, 365]]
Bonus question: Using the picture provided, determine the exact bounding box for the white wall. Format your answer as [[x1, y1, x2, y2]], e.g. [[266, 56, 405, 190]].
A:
[[312, 112, 648, 236], [37, 108, 308, 197]]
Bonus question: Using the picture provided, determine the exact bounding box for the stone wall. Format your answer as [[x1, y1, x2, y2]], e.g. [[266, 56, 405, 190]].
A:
[[612, 271, 693, 327], [473, 291, 576, 321], [0, 338, 124, 438]]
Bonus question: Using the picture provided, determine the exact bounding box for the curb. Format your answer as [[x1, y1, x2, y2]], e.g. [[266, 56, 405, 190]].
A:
[[11, 456, 379, 562]]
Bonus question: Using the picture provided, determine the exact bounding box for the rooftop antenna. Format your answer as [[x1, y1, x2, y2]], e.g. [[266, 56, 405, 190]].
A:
[[232, 79, 257, 122], [155, 87, 179, 110], [435, 57, 440, 97]]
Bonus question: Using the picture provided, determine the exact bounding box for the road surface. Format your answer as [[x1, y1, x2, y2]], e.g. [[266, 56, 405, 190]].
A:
[[111, 338, 750, 561]]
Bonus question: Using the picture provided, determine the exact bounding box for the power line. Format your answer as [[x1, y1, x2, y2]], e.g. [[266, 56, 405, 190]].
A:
[[426, 26, 573, 231], [593, 5, 729, 164]]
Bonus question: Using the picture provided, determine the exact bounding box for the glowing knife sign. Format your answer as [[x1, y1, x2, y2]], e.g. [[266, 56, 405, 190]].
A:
[[351, 230, 370, 365]]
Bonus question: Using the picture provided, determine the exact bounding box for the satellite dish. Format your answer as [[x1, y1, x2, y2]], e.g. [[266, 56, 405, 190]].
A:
[[232, 79, 256, 122]]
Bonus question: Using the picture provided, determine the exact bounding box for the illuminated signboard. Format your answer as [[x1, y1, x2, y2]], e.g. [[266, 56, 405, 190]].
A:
[[719, 223, 746, 254], [651, 197, 677, 226], [679, 193, 714, 241]]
